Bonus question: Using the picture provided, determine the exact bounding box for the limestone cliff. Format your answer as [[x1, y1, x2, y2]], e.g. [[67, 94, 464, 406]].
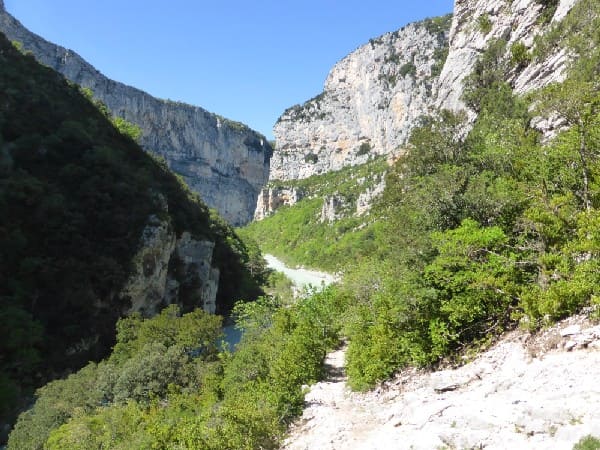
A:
[[121, 203, 223, 316], [436, 0, 578, 112], [254, 186, 305, 220], [271, 17, 451, 181], [0, 4, 272, 226], [273, 0, 580, 184], [121, 215, 177, 316]]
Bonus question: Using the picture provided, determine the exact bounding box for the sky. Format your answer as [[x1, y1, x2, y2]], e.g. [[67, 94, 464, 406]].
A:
[[5, 0, 454, 140]]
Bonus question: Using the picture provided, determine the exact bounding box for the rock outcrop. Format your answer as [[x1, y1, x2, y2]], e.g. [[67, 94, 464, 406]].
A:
[[121, 215, 177, 316], [436, 0, 578, 112], [356, 177, 386, 216], [121, 218, 220, 316], [172, 232, 220, 314], [271, 17, 451, 181], [320, 195, 347, 223], [254, 186, 305, 220], [0, 4, 272, 225]]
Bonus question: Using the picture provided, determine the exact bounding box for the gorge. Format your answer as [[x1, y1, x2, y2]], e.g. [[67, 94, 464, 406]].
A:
[[3, 0, 600, 448]]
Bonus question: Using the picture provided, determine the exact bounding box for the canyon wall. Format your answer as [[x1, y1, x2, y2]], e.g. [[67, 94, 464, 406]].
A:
[[0, 4, 272, 225]]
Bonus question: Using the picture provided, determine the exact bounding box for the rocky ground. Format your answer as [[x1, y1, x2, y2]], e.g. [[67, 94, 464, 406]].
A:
[[283, 315, 600, 449]]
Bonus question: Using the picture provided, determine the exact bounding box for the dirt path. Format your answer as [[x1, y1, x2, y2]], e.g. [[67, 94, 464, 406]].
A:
[[283, 316, 600, 450], [283, 345, 379, 450]]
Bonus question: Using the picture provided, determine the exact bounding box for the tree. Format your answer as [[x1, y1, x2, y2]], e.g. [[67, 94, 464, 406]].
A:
[[536, 78, 600, 210]]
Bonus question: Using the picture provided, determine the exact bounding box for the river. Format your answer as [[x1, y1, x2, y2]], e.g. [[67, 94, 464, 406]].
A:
[[222, 254, 336, 350], [263, 254, 336, 291]]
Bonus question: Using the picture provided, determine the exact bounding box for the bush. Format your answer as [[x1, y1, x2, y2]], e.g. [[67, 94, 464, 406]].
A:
[[399, 62, 417, 78], [574, 435, 600, 450], [477, 14, 493, 34], [304, 153, 318, 164], [357, 142, 372, 156], [536, 0, 560, 24], [510, 41, 532, 67], [421, 14, 453, 36]]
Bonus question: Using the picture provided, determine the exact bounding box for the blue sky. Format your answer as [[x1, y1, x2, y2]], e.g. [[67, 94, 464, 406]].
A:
[[5, 0, 454, 139]]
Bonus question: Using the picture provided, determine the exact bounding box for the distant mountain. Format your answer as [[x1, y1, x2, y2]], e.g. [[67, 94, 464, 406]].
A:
[[0, 2, 272, 226]]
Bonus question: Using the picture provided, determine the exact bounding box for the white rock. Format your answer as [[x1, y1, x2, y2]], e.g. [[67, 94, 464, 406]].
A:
[[284, 314, 600, 450], [272, 18, 451, 181], [560, 324, 582, 337], [272, 0, 578, 185]]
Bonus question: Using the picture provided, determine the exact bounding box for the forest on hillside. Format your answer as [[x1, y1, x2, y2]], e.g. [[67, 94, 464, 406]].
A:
[[0, 31, 264, 444]]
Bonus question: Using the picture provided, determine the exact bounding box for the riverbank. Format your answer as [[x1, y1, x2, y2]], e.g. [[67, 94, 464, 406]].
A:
[[222, 254, 336, 350]]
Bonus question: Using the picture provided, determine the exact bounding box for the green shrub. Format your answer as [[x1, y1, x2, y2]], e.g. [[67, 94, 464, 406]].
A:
[[421, 14, 453, 36], [379, 72, 398, 88], [304, 153, 318, 164], [462, 39, 509, 112], [477, 14, 493, 34], [357, 142, 372, 156], [574, 435, 600, 450], [510, 41, 532, 67], [10, 40, 23, 53], [536, 0, 560, 24], [399, 62, 417, 78]]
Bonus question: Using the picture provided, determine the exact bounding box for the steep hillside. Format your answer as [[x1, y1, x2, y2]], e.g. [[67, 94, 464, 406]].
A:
[[244, 157, 388, 271], [436, 0, 578, 111], [0, 2, 272, 226], [0, 32, 263, 439]]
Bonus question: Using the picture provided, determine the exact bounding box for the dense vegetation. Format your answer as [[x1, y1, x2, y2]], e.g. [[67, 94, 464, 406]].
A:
[[0, 32, 263, 436], [244, 0, 600, 390], [8, 288, 344, 449], [240, 157, 387, 271]]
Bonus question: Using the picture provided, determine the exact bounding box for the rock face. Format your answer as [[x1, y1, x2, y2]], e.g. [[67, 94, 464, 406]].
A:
[[356, 177, 386, 216], [436, 0, 578, 112], [0, 5, 272, 226], [254, 186, 305, 220], [173, 232, 220, 315], [320, 195, 347, 223], [273, 0, 580, 184], [121, 218, 220, 316], [121, 216, 177, 316], [272, 17, 451, 181]]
